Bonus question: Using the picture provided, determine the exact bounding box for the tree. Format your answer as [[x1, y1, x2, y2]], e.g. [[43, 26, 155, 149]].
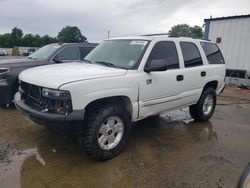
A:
[[169, 24, 204, 39], [57, 26, 87, 43], [11, 27, 23, 46], [0, 33, 12, 48], [190, 26, 203, 39], [41, 35, 58, 46], [22, 34, 34, 47], [31, 34, 42, 47]]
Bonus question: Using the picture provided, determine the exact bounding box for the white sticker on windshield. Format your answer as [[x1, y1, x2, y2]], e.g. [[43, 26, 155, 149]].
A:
[[128, 60, 136, 67], [130, 41, 147, 46]]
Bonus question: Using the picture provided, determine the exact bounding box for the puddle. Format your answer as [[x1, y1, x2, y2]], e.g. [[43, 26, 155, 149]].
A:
[[0, 147, 45, 188]]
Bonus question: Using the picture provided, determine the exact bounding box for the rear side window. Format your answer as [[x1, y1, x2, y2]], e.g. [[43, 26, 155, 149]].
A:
[[148, 41, 179, 69], [200, 42, 225, 64], [180, 42, 203, 67]]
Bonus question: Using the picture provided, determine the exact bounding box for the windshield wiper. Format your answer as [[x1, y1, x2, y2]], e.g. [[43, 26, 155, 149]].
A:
[[95, 61, 116, 67], [82, 59, 92, 64]]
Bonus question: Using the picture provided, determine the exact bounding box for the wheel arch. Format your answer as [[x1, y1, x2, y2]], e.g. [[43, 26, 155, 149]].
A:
[[203, 80, 218, 92], [84, 96, 133, 118]]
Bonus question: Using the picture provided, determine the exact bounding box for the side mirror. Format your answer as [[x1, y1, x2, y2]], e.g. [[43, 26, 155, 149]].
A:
[[144, 59, 168, 73], [52, 57, 63, 64]]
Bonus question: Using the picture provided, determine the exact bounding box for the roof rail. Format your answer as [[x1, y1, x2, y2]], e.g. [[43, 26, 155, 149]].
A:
[[202, 38, 211, 41], [168, 35, 180, 38], [141, 33, 169, 37]]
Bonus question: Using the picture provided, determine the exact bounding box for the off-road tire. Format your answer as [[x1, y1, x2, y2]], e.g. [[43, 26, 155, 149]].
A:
[[80, 104, 131, 161], [189, 87, 216, 122]]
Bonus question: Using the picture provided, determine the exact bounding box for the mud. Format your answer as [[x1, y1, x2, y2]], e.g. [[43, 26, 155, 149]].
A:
[[0, 90, 250, 188]]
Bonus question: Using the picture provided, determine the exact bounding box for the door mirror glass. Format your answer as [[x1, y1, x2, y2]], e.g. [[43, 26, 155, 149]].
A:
[[144, 59, 168, 73]]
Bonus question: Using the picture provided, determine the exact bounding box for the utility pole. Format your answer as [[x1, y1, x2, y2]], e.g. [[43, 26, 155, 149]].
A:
[[107, 30, 110, 39]]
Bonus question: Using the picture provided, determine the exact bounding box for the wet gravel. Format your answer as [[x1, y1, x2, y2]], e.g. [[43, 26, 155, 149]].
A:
[[0, 91, 250, 188]]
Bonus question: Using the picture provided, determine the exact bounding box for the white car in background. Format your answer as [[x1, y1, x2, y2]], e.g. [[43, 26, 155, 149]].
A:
[[0, 49, 8, 56]]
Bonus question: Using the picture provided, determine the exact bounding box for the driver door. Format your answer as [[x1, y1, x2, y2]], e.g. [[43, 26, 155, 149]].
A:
[[139, 41, 184, 118]]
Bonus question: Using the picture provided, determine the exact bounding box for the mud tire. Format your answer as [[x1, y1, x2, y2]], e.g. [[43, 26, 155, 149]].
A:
[[189, 88, 216, 122], [80, 104, 131, 161]]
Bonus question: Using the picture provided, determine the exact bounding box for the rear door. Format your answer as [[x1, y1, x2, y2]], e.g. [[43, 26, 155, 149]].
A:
[[178, 41, 206, 105]]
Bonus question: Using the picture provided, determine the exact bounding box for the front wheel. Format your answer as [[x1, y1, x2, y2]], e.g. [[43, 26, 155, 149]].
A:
[[189, 87, 216, 122], [80, 104, 131, 161]]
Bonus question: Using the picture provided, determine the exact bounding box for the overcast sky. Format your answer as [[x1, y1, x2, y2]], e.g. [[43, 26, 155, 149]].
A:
[[0, 0, 249, 42]]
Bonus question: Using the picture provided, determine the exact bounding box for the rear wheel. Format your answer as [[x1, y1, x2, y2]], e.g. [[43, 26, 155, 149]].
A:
[[79, 104, 131, 161], [189, 87, 216, 122]]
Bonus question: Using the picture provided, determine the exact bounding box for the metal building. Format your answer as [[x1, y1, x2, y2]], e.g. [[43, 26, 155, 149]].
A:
[[204, 14, 250, 84]]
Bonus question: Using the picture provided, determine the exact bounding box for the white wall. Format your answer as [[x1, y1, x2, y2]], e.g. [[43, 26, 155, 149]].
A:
[[208, 17, 250, 72]]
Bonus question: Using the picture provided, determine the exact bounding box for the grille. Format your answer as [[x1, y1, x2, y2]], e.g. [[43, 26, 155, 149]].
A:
[[20, 81, 44, 110], [20, 81, 72, 114]]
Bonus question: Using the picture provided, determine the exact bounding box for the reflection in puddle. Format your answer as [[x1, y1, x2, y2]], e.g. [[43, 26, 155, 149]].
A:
[[0, 147, 45, 188], [186, 121, 218, 141]]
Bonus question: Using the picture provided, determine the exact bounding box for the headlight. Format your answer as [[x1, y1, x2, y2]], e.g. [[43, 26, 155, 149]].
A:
[[42, 88, 70, 100], [41, 88, 72, 114], [0, 68, 10, 81]]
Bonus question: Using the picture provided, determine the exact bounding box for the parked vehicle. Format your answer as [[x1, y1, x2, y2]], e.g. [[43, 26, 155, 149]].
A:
[[0, 43, 97, 105], [15, 35, 225, 160], [23, 48, 37, 56], [0, 49, 8, 56]]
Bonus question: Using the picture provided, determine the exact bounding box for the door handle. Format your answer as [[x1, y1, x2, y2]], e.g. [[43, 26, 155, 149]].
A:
[[176, 75, 184, 81], [201, 71, 206, 77]]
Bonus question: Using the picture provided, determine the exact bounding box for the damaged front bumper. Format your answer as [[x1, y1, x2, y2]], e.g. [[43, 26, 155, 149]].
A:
[[14, 92, 85, 127]]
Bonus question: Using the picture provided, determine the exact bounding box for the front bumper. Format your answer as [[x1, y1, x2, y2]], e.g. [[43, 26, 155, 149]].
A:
[[14, 92, 85, 127]]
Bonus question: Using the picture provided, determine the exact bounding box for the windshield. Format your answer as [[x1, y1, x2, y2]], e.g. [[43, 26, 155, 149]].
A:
[[84, 40, 149, 69], [28, 44, 60, 60]]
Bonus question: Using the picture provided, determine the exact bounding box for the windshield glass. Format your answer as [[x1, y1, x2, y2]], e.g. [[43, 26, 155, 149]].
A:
[[28, 44, 60, 60], [84, 40, 149, 69]]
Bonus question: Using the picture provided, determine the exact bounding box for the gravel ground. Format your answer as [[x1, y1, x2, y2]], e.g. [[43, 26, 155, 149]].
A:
[[0, 88, 250, 188]]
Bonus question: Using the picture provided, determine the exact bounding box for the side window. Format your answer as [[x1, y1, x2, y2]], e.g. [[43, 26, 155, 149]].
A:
[[200, 42, 225, 64], [180, 42, 203, 67], [80, 47, 93, 59], [56, 46, 81, 61], [147, 41, 179, 69]]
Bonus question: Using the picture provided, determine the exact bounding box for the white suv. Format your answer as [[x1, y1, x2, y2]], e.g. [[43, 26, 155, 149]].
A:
[[15, 35, 225, 160]]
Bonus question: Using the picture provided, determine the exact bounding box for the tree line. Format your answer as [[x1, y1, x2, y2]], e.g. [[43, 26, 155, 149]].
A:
[[0, 26, 87, 48], [0, 24, 203, 48]]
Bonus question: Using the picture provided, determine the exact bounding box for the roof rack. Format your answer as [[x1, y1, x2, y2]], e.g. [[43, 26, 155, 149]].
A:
[[141, 33, 169, 37], [168, 35, 180, 38]]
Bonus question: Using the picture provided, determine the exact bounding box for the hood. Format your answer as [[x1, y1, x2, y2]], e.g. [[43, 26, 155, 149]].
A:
[[0, 57, 45, 68], [19, 62, 127, 89]]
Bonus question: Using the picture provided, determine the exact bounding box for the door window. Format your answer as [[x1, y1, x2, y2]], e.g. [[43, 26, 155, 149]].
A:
[[147, 41, 179, 69], [180, 42, 203, 67], [56, 46, 81, 61]]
